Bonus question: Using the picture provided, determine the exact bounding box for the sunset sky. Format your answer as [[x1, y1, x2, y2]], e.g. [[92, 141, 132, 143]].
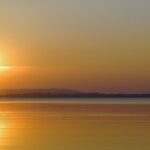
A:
[[0, 0, 150, 93]]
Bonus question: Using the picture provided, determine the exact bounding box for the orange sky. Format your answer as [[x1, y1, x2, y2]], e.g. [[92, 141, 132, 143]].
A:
[[0, 1, 150, 93]]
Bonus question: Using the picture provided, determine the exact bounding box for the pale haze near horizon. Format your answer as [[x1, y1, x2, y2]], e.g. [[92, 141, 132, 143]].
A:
[[0, 0, 150, 93]]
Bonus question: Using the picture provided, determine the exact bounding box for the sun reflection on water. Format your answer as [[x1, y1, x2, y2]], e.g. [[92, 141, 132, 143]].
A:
[[0, 112, 19, 148]]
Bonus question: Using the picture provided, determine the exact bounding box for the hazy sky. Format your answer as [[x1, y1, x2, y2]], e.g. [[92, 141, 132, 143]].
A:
[[0, 0, 150, 93]]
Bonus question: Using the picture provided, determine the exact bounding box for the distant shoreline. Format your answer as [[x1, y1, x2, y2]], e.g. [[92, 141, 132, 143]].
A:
[[0, 93, 150, 99], [0, 89, 149, 98]]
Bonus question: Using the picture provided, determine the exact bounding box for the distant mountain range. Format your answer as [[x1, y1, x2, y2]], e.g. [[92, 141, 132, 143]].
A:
[[0, 89, 150, 98]]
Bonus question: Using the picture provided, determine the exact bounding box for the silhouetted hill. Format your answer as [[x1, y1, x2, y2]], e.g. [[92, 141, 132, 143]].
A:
[[0, 89, 81, 94], [0, 89, 150, 98]]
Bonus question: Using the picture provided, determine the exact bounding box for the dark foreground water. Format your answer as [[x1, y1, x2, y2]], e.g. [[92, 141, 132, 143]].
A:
[[0, 98, 150, 150]]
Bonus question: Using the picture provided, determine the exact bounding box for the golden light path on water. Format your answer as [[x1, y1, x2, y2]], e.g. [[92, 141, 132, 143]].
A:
[[0, 110, 24, 149], [0, 100, 149, 150], [0, 112, 16, 148], [0, 117, 9, 143]]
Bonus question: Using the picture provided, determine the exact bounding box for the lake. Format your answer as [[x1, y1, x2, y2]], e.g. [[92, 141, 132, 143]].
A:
[[0, 98, 150, 150]]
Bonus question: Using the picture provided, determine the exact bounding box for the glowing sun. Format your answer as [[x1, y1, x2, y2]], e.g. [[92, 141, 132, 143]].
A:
[[0, 53, 12, 72], [0, 66, 12, 72]]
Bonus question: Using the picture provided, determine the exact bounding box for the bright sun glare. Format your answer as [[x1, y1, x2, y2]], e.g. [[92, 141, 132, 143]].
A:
[[0, 53, 13, 72], [0, 66, 12, 72]]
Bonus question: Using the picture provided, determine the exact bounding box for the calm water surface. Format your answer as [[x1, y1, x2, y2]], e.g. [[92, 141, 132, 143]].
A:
[[0, 98, 150, 150]]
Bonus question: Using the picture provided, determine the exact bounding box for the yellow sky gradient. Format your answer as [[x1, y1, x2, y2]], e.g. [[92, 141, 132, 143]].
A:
[[0, 0, 150, 93]]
